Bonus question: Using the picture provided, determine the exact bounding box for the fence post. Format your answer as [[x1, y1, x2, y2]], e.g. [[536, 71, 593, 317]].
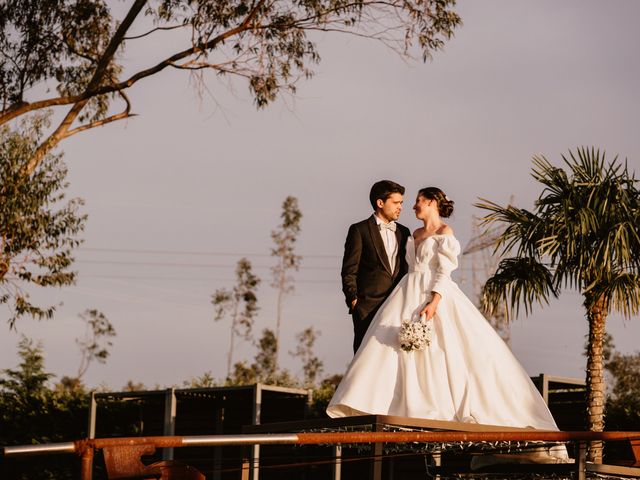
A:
[[576, 441, 587, 480], [80, 445, 94, 480]]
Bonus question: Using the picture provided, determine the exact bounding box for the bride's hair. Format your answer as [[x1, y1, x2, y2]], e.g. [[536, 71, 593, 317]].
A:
[[418, 187, 454, 218]]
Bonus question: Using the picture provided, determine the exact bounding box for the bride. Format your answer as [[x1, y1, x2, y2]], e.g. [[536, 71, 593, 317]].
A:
[[327, 187, 562, 432]]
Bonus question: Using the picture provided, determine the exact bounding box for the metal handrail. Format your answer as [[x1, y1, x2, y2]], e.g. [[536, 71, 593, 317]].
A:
[[3, 430, 640, 457], [2, 430, 639, 480]]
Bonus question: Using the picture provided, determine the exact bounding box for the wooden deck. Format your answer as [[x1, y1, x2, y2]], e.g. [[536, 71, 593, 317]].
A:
[[244, 413, 540, 433], [243, 415, 640, 480]]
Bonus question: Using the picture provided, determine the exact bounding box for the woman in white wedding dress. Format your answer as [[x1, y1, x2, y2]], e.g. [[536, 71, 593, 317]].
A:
[[327, 187, 561, 432]]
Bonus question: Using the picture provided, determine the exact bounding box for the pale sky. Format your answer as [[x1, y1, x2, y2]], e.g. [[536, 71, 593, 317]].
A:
[[2, 0, 639, 390]]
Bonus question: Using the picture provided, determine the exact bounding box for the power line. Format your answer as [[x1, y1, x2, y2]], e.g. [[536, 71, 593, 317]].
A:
[[82, 275, 339, 283], [75, 259, 338, 269], [79, 247, 340, 259], [74, 259, 476, 272]]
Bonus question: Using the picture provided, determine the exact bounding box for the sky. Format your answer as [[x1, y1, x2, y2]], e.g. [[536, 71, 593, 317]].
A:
[[2, 0, 640, 391]]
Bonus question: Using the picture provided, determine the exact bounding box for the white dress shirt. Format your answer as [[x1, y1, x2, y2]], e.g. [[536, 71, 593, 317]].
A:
[[374, 214, 398, 271]]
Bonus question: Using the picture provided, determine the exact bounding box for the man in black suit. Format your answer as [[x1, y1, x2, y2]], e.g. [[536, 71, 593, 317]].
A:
[[342, 180, 411, 353]]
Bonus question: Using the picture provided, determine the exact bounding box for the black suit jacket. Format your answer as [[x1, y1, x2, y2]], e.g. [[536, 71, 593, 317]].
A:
[[341, 215, 411, 320]]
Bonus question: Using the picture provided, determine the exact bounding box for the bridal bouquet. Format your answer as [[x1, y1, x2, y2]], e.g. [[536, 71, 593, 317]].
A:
[[398, 315, 433, 352]]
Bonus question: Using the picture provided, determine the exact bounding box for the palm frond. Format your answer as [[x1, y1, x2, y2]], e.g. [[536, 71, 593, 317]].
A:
[[585, 273, 640, 317], [475, 198, 545, 258], [478, 146, 640, 320], [532, 154, 571, 202], [480, 257, 556, 320]]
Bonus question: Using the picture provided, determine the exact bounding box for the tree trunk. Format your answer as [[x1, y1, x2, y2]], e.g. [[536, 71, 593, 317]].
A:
[[585, 293, 608, 463], [25, 0, 148, 175], [275, 289, 283, 362], [227, 302, 240, 377]]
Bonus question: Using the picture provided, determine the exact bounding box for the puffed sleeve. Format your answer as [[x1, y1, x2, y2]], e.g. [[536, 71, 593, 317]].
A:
[[431, 235, 461, 297]]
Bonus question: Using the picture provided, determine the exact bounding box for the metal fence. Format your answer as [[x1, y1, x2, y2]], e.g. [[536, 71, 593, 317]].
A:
[[2, 430, 640, 480]]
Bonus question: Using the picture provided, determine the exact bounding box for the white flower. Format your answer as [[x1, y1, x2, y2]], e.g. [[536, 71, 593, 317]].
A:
[[398, 314, 433, 352]]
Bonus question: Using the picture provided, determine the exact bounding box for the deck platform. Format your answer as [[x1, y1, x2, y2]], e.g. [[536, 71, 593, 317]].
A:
[[243, 415, 640, 480]]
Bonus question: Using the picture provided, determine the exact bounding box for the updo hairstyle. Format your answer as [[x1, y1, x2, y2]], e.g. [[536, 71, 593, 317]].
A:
[[418, 187, 454, 218]]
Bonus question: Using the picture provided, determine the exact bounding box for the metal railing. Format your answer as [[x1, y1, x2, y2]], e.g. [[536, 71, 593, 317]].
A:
[[3, 430, 640, 480]]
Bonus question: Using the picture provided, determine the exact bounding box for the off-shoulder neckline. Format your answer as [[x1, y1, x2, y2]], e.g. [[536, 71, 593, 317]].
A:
[[410, 233, 455, 242], [411, 233, 456, 252]]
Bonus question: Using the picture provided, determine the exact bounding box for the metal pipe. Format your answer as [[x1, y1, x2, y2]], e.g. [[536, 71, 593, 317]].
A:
[[3, 431, 640, 458], [3, 442, 76, 456], [182, 434, 300, 446], [295, 431, 640, 444]]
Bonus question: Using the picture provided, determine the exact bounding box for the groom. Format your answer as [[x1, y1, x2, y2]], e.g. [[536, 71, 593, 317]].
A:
[[342, 180, 411, 353]]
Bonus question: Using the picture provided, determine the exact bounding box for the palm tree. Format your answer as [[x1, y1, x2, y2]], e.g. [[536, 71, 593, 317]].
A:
[[477, 147, 640, 463]]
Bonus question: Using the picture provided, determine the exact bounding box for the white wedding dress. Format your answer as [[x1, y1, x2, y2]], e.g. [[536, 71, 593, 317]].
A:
[[327, 234, 561, 431]]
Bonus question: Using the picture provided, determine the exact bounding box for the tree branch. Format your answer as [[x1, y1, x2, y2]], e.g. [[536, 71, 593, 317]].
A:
[[0, 95, 85, 126], [24, 0, 148, 175], [61, 91, 134, 139], [124, 23, 185, 41], [0, 0, 391, 127], [105, 0, 267, 92]]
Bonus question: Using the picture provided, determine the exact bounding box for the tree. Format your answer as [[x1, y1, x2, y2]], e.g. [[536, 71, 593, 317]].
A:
[[212, 257, 260, 376], [290, 326, 324, 387], [0, 0, 461, 174], [253, 328, 278, 381], [184, 371, 217, 388], [477, 148, 640, 463], [0, 115, 86, 327], [0, 337, 88, 479], [271, 195, 302, 365], [0, 336, 53, 401], [122, 380, 147, 392], [75, 308, 116, 380], [603, 342, 640, 431], [307, 373, 342, 418], [583, 333, 640, 461], [225, 328, 297, 386]]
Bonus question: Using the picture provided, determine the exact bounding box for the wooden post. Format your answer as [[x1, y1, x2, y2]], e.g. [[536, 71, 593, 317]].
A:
[[163, 388, 177, 461], [372, 441, 383, 480], [332, 445, 342, 480], [576, 441, 587, 480], [241, 453, 251, 480], [251, 384, 263, 480], [80, 446, 94, 480], [213, 404, 224, 480], [372, 422, 383, 480], [431, 449, 442, 480], [87, 392, 97, 439]]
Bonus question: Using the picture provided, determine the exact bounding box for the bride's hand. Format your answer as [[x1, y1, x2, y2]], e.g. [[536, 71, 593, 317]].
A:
[[420, 302, 437, 320], [420, 293, 441, 320]]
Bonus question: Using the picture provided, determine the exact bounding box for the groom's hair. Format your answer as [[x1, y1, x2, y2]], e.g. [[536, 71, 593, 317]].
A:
[[370, 180, 405, 210]]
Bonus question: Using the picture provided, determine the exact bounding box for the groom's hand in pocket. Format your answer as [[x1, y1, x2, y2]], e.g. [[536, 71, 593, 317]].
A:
[[349, 298, 358, 314]]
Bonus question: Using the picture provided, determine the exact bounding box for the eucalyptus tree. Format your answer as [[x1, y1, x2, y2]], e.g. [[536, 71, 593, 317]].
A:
[[222, 327, 298, 386], [1, 0, 461, 173], [75, 309, 116, 380], [253, 328, 279, 382], [478, 148, 640, 463], [290, 326, 324, 387], [0, 116, 86, 327], [212, 257, 260, 376], [271, 195, 302, 366]]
